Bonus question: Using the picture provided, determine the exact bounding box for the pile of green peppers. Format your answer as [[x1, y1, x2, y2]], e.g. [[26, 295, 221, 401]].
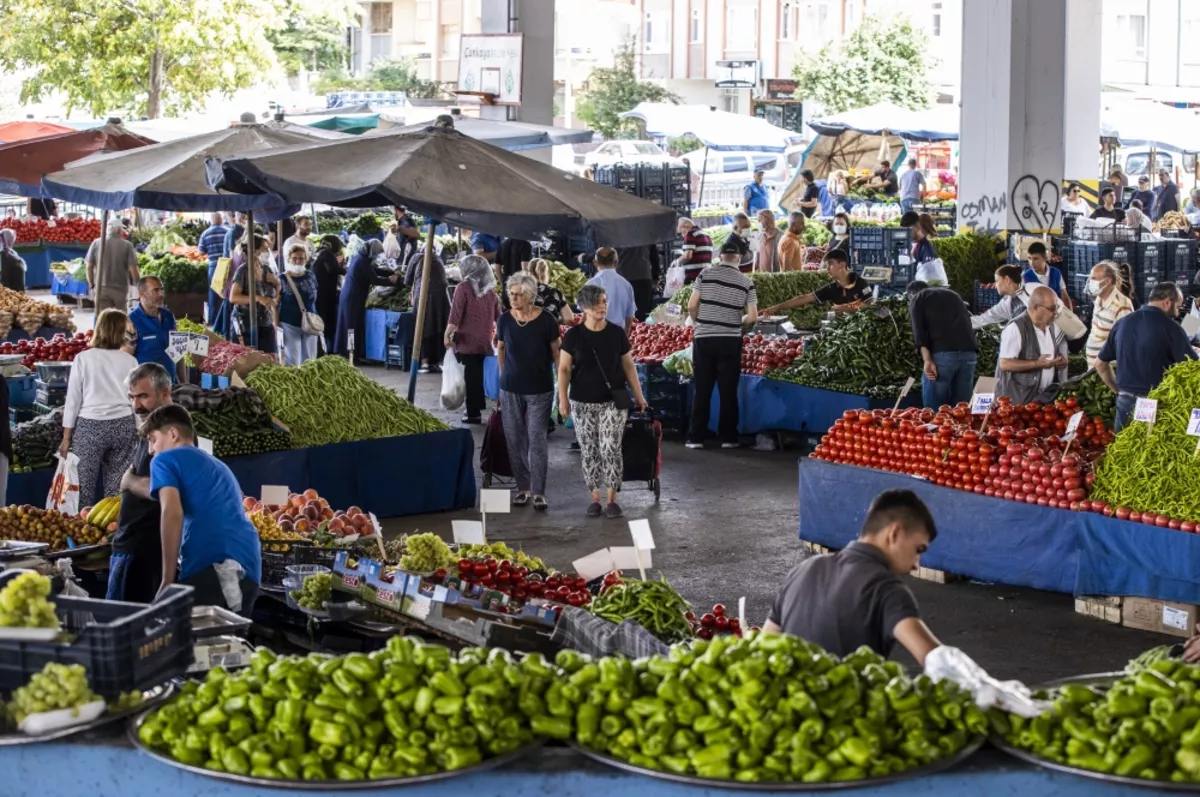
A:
[[136, 638, 545, 782], [549, 632, 986, 784], [995, 659, 1200, 783]]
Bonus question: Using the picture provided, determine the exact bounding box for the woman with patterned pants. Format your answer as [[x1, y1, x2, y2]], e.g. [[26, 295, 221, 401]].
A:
[[558, 284, 648, 519]]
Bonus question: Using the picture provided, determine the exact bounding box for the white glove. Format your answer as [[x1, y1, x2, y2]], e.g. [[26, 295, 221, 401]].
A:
[[925, 645, 1051, 719]]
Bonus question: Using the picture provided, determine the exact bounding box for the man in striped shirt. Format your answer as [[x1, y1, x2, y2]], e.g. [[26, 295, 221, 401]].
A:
[[686, 240, 758, 450], [1084, 260, 1133, 368], [677, 218, 713, 273], [197, 212, 228, 325]]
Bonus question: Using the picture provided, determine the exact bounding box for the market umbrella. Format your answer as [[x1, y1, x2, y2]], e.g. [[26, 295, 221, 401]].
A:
[[373, 114, 595, 151], [206, 118, 678, 398], [0, 123, 156, 197], [304, 114, 381, 135], [0, 120, 74, 144]]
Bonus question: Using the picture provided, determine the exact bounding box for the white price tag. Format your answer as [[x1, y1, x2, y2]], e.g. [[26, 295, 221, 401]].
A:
[[609, 547, 652, 571], [738, 596, 746, 628], [188, 334, 210, 356], [1163, 605, 1191, 632], [169, 332, 191, 352], [572, 549, 617, 582], [347, 329, 355, 364], [1063, 411, 1084, 441], [628, 519, 655, 551], [451, 520, 485, 545], [166, 345, 183, 363], [260, 485, 289, 507], [898, 376, 915, 398], [1188, 409, 1200, 437], [1134, 397, 1158, 424], [970, 392, 995, 415], [480, 489, 511, 514], [665, 303, 682, 318], [196, 436, 214, 455]]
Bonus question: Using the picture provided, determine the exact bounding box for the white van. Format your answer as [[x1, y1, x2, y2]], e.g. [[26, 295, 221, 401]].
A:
[[683, 148, 790, 208], [1119, 148, 1191, 188]]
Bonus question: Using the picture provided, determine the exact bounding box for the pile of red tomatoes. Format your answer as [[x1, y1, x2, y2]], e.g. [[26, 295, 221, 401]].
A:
[[628, 321, 693, 365], [741, 334, 803, 376]]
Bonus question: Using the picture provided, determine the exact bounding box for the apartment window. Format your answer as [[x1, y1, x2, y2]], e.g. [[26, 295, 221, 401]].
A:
[[690, 8, 701, 42], [781, 2, 791, 39], [1116, 12, 1148, 60], [370, 2, 393, 32], [931, 2, 942, 37], [805, 1, 831, 43], [441, 23, 460, 57], [644, 11, 667, 53], [721, 93, 739, 114], [644, 11, 654, 51], [725, 6, 757, 51]]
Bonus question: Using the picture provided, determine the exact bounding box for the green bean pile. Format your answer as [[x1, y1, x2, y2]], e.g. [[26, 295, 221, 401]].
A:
[[588, 577, 694, 644], [1091, 360, 1200, 522], [245, 357, 449, 447]]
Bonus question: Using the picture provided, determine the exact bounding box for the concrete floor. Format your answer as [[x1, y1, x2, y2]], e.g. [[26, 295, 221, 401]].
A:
[[366, 363, 1170, 684]]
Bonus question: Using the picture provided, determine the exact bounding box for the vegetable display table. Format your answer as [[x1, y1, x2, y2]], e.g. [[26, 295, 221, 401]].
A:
[[5, 325, 72, 343], [4, 738, 1175, 797], [49, 273, 89, 299], [14, 244, 89, 289], [799, 457, 1200, 604], [707, 375, 918, 436], [6, 428, 477, 518]]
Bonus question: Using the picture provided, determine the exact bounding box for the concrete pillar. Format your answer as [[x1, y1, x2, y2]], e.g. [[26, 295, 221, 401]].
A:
[[479, 0, 554, 124], [957, 0, 1102, 234]]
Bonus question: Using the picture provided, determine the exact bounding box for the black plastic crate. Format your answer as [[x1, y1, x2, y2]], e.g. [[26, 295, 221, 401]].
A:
[[294, 544, 339, 570], [974, 281, 1000, 310], [1164, 239, 1197, 273], [1068, 273, 1092, 306], [666, 164, 690, 186], [1138, 241, 1164, 276], [0, 584, 194, 699], [849, 227, 886, 249], [261, 540, 315, 588]]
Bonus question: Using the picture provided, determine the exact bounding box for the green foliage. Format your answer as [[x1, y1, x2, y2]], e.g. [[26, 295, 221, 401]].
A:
[[0, 0, 281, 119], [266, 0, 354, 76], [931, 231, 1006, 299], [791, 15, 935, 114], [576, 37, 678, 139], [666, 134, 703, 156], [313, 58, 441, 99]]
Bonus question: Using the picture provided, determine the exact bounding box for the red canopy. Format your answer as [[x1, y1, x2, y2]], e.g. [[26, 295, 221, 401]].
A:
[[0, 124, 156, 196], [0, 121, 74, 144]]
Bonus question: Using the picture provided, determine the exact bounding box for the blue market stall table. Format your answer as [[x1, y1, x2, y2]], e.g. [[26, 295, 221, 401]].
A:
[[5, 325, 71, 343], [707, 374, 919, 436], [798, 457, 1200, 604], [364, 308, 409, 363], [50, 272, 89, 302], [6, 428, 476, 517], [14, 243, 88, 289]]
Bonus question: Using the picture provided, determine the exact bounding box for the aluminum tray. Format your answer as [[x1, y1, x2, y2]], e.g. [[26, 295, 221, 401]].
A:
[[990, 671, 1200, 792], [191, 605, 252, 639], [0, 683, 171, 747], [128, 710, 543, 791], [0, 540, 49, 560], [45, 542, 111, 561], [568, 737, 985, 792]]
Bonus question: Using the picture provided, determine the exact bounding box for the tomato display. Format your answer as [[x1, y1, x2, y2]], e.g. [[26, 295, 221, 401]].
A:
[[0, 217, 100, 246], [0, 332, 92, 369], [628, 321, 693, 364], [741, 334, 803, 376]]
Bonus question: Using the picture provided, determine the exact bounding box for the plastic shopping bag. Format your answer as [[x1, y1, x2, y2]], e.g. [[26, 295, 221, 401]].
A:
[[440, 350, 466, 410], [914, 257, 948, 286], [46, 452, 81, 516], [664, 264, 687, 295]]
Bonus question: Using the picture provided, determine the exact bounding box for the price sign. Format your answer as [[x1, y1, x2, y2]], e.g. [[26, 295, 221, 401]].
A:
[[347, 330, 355, 364], [169, 332, 190, 352], [572, 549, 617, 582], [892, 376, 915, 412], [480, 490, 511, 514], [665, 303, 682, 318], [260, 485, 289, 508], [1134, 397, 1158, 424], [609, 546, 652, 573], [165, 345, 183, 363], [628, 519, 655, 551], [451, 520, 485, 545], [970, 393, 995, 415], [196, 436, 214, 455], [1063, 411, 1084, 442], [188, 334, 210, 356], [1188, 409, 1200, 437]]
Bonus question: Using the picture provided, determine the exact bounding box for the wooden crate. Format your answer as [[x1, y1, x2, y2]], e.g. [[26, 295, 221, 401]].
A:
[[912, 566, 964, 584], [1074, 595, 1123, 625], [800, 540, 834, 556]]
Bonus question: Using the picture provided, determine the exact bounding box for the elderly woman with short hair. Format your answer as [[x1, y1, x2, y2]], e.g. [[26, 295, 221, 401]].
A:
[[558, 284, 647, 518], [496, 272, 561, 510]]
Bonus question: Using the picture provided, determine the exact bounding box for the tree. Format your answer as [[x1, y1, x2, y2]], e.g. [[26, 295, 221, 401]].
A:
[[791, 15, 935, 114], [575, 38, 677, 140], [0, 0, 282, 119], [313, 58, 442, 99], [267, 0, 355, 76]]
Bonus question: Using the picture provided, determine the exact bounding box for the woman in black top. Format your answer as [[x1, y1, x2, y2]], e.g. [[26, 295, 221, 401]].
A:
[[229, 234, 280, 355], [528, 258, 575, 323], [312, 235, 346, 352], [557, 284, 647, 519], [404, 243, 450, 372], [827, 212, 851, 257]]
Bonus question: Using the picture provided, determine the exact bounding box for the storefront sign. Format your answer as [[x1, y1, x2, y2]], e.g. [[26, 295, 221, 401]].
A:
[[764, 79, 798, 100], [459, 34, 524, 105]]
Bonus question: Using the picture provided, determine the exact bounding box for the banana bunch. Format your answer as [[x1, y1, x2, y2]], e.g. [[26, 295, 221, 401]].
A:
[[84, 496, 120, 529]]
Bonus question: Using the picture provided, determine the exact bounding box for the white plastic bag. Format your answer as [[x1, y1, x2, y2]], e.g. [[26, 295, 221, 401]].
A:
[[46, 452, 81, 516], [664, 264, 687, 295], [914, 257, 948, 285], [925, 645, 1050, 718], [440, 350, 466, 410]]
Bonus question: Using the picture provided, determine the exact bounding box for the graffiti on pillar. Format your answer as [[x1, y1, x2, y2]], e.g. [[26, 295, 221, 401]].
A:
[[1010, 176, 1060, 234], [959, 193, 1006, 236]]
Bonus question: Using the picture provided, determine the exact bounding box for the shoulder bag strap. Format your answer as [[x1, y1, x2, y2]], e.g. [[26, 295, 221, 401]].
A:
[[284, 271, 308, 317], [579, 326, 615, 391]]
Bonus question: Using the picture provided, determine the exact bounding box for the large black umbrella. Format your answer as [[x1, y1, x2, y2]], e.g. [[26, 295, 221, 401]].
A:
[[370, 115, 594, 151]]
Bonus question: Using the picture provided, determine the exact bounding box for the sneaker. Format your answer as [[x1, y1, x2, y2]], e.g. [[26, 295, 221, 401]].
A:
[[512, 493, 531, 507], [585, 502, 603, 518], [461, 415, 482, 425], [532, 495, 548, 511], [685, 442, 703, 449], [605, 502, 624, 519], [569, 442, 582, 452], [721, 442, 740, 449]]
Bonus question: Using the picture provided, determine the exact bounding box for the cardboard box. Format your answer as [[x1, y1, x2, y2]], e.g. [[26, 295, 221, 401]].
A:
[[1074, 595, 1122, 625], [1122, 597, 1199, 638]]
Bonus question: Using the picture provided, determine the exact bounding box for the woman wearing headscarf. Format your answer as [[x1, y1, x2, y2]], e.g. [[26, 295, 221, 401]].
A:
[[335, 239, 397, 361], [0, 228, 25, 292], [404, 242, 450, 373], [313, 234, 346, 351], [444, 255, 500, 424]]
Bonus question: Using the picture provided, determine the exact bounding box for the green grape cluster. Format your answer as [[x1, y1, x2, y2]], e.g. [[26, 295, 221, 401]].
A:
[[0, 572, 59, 629], [398, 532, 454, 572], [110, 690, 145, 713], [9, 662, 98, 723], [290, 573, 331, 610]]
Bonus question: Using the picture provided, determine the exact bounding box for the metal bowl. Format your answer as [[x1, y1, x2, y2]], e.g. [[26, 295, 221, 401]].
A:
[[568, 737, 985, 792], [33, 361, 72, 385], [0, 684, 171, 747]]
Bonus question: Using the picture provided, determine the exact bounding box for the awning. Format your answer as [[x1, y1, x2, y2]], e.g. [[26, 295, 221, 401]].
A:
[[619, 102, 802, 152], [807, 103, 960, 142], [372, 114, 594, 151], [0, 124, 155, 197], [0, 121, 74, 144]]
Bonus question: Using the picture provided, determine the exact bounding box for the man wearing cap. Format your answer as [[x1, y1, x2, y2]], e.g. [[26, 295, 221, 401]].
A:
[[1127, 175, 1155, 213], [743, 169, 770, 216]]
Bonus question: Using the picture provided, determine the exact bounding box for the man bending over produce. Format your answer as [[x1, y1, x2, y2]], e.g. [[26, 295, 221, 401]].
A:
[[763, 489, 941, 665], [144, 404, 261, 616], [762, 249, 872, 316]]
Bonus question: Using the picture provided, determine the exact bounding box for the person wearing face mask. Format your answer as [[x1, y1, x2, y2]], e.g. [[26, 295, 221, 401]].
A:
[[229, 234, 281, 356], [1083, 261, 1133, 368], [827, 213, 851, 256], [1096, 282, 1198, 431], [313, 235, 346, 352], [729, 212, 754, 268], [128, 275, 182, 383], [279, 244, 320, 366], [762, 249, 872, 316]]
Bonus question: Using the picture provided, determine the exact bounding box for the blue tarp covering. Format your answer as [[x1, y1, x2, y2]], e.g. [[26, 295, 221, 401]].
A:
[[807, 103, 961, 143], [799, 457, 1200, 603], [6, 429, 477, 517], [50, 273, 88, 297], [707, 375, 917, 435], [364, 308, 405, 362], [485, 354, 499, 400]]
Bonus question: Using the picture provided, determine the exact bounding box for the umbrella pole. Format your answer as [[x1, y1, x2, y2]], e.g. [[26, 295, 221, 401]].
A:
[[247, 210, 258, 349], [407, 222, 436, 403], [698, 145, 710, 208], [95, 209, 109, 313]]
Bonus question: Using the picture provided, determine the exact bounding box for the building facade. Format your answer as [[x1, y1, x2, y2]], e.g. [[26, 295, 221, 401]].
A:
[[1101, 0, 1200, 99], [351, 0, 484, 83]]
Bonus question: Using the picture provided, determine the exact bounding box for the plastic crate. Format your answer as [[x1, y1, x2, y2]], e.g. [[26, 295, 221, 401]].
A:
[[294, 544, 339, 570], [1067, 273, 1092, 306], [5, 375, 35, 407], [1164, 239, 1197, 273], [8, 405, 36, 426], [849, 227, 886, 249], [974, 282, 1000, 311], [0, 584, 194, 699], [1138, 241, 1164, 276], [200, 373, 231, 389], [260, 540, 314, 588]]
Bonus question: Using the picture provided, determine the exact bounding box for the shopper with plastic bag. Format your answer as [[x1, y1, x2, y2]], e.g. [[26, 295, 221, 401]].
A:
[[59, 309, 139, 509], [444, 255, 500, 422]]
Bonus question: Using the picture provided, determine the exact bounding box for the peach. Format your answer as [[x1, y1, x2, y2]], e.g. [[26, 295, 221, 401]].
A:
[[242, 497, 256, 511], [328, 518, 345, 531], [347, 506, 363, 517], [303, 489, 319, 501], [321, 508, 334, 520], [295, 519, 310, 532]]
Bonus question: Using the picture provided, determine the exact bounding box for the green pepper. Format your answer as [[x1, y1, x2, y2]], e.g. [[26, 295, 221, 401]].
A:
[[275, 755, 300, 779], [221, 746, 251, 775], [1134, 670, 1177, 699], [531, 714, 572, 740], [309, 719, 350, 747], [691, 742, 732, 768], [575, 703, 600, 745], [197, 706, 228, 729], [1115, 745, 1156, 777], [801, 759, 833, 783]]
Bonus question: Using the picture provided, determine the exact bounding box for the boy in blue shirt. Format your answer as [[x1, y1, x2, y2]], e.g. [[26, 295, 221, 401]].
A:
[[144, 405, 261, 616]]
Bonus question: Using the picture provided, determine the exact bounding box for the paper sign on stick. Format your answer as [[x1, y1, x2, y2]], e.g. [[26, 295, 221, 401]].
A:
[[628, 519, 655, 550], [261, 485, 289, 507], [1063, 411, 1084, 442], [197, 436, 214, 455], [480, 490, 511, 514], [970, 393, 994, 415], [1134, 397, 1158, 424], [573, 549, 617, 582], [451, 520, 485, 545]]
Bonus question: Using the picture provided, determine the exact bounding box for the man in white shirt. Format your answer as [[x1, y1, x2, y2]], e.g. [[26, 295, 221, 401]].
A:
[[282, 215, 314, 259], [995, 286, 1068, 404], [972, 265, 1033, 329]]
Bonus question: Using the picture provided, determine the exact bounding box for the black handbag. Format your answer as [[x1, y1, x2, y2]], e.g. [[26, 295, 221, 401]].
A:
[[583, 332, 631, 411]]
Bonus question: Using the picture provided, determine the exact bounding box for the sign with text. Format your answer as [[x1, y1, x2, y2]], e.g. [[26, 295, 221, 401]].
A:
[[1063, 411, 1084, 442], [1134, 397, 1158, 424], [1188, 409, 1200, 437], [970, 393, 995, 415], [459, 34, 524, 105]]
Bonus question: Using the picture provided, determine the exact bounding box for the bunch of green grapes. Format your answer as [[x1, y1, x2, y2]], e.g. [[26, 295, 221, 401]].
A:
[[109, 690, 145, 713], [0, 572, 59, 629], [290, 573, 332, 610], [398, 532, 454, 572], [9, 663, 98, 722]]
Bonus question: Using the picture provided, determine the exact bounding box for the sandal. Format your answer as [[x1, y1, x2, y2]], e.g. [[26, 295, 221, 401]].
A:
[[585, 502, 603, 518], [512, 493, 531, 507], [532, 495, 548, 511]]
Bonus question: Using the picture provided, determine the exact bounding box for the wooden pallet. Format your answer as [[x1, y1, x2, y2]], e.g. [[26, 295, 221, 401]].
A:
[[1074, 595, 1123, 624], [800, 540, 835, 556]]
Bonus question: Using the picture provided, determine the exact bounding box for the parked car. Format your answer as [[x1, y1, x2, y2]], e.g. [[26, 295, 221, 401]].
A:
[[579, 140, 681, 171], [684, 148, 790, 208]]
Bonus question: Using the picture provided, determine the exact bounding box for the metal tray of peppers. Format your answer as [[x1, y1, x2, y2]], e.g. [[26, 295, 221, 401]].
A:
[[990, 666, 1200, 791]]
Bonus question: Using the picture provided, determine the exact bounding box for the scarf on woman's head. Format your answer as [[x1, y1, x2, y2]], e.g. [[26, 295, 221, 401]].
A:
[[0, 228, 15, 254], [459, 254, 495, 299]]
